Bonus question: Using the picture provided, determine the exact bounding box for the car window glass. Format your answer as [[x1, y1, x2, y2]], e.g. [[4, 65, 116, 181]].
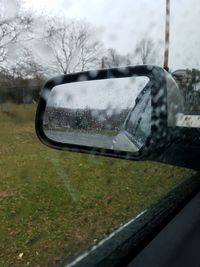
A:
[[170, 70, 200, 128], [0, 0, 198, 266]]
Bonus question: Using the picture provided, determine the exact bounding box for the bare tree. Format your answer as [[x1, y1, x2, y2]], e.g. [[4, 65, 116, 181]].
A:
[[135, 38, 159, 65], [44, 18, 103, 74], [10, 48, 45, 80], [103, 48, 131, 68], [0, 0, 34, 64]]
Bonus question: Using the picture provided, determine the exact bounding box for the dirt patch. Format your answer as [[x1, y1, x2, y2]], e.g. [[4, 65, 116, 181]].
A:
[[1, 110, 17, 119], [0, 192, 16, 198]]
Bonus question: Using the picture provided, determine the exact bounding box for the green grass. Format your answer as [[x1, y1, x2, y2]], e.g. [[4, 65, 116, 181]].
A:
[[0, 103, 196, 266]]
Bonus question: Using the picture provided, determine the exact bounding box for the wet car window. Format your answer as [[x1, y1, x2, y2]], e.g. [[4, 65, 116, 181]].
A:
[[0, 0, 199, 266]]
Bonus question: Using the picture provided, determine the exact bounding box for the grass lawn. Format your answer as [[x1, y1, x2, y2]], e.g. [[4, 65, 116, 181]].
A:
[[0, 103, 196, 266]]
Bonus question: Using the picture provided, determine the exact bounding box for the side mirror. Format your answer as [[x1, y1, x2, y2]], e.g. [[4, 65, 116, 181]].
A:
[[35, 66, 168, 160], [35, 65, 200, 169]]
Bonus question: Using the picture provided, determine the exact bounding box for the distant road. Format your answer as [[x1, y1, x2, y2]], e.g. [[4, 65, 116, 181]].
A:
[[45, 130, 114, 148]]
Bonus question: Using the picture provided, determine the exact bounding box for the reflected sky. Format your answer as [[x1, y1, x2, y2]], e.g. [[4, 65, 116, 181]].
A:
[[46, 77, 149, 109]]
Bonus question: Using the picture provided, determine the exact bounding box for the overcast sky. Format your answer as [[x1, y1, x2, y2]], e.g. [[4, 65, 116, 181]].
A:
[[23, 0, 200, 71]]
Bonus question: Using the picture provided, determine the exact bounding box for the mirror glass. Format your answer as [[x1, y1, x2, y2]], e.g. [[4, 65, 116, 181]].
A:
[[43, 76, 151, 152]]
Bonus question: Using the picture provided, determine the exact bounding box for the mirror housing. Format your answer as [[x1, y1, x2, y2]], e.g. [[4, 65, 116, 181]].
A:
[[35, 65, 170, 160], [35, 65, 200, 169]]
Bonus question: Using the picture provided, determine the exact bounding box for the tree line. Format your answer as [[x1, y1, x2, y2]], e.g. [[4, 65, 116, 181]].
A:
[[44, 107, 129, 132], [0, 0, 161, 104], [2, 0, 199, 108]]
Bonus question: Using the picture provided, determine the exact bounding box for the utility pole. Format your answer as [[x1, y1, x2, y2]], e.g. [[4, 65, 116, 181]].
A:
[[164, 0, 170, 71]]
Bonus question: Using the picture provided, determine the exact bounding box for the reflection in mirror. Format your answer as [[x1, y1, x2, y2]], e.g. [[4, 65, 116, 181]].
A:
[[43, 76, 151, 152]]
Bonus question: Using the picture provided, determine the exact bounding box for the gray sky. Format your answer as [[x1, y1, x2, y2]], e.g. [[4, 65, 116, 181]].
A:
[[23, 0, 200, 71]]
